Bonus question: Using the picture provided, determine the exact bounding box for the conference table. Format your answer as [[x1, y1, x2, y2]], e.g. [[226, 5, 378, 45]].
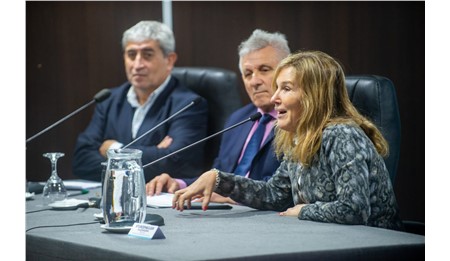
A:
[[26, 188, 424, 260]]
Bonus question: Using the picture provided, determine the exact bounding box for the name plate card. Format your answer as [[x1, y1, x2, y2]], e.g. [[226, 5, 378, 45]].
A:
[[128, 223, 165, 240]]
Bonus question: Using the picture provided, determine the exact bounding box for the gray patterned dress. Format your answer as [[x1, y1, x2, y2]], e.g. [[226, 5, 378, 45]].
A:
[[215, 124, 403, 230]]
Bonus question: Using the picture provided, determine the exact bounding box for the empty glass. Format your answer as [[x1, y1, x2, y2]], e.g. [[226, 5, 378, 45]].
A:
[[42, 152, 67, 205]]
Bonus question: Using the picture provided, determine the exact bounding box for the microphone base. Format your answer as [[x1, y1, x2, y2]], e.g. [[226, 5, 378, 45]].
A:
[[27, 182, 44, 194], [144, 214, 165, 226]]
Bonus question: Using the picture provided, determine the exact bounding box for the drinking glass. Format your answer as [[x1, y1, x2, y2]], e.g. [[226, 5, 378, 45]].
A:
[[42, 152, 68, 205]]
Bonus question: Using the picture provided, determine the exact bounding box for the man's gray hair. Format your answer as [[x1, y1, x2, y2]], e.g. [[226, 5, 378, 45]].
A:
[[122, 21, 175, 56], [238, 29, 290, 72]]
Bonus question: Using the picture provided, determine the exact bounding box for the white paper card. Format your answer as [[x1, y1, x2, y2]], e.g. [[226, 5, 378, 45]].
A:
[[128, 223, 165, 240], [147, 192, 174, 208]]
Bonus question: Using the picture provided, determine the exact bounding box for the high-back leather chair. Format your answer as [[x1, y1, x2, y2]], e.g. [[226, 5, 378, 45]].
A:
[[346, 76, 425, 235], [172, 67, 243, 170], [345, 75, 401, 184]]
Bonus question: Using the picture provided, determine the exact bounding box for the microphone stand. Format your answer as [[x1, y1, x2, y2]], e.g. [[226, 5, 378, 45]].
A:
[[27, 101, 95, 143], [26, 88, 111, 143], [123, 97, 202, 149], [143, 112, 262, 169]]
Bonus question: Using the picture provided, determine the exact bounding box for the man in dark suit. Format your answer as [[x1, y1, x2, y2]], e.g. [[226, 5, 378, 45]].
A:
[[73, 21, 208, 182], [146, 29, 291, 203]]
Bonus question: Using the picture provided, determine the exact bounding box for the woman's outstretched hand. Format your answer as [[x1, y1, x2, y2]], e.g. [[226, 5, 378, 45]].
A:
[[172, 170, 218, 211], [279, 204, 305, 217]]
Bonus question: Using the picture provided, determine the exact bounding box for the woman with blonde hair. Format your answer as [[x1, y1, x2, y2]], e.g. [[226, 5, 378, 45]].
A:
[[173, 50, 403, 230]]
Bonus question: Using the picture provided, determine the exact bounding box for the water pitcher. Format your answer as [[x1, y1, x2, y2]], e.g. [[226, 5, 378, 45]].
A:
[[102, 148, 146, 227]]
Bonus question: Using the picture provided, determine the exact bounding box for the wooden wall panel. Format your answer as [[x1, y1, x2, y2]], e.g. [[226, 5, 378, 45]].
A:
[[26, 1, 162, 184]]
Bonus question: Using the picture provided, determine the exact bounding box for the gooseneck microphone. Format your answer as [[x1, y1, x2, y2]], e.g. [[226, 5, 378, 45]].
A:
[[123, 97, 203, 149], [26, 88, 111, 143], [143, 112, 262, 169]]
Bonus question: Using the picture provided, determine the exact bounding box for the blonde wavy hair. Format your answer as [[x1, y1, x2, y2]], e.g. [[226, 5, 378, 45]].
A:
[[272, 50, 388, 166]]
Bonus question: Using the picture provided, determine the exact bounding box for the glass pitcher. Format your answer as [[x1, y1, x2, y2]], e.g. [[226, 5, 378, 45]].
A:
[[102, 148, 147, 228]]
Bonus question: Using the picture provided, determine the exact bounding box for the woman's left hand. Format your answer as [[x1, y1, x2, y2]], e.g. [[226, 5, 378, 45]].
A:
[[279, 204, 305, 217]]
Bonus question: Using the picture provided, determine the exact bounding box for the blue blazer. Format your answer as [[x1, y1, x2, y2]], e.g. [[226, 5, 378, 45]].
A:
[[73, 76, 208, 182], [185, 103, 281, 185]]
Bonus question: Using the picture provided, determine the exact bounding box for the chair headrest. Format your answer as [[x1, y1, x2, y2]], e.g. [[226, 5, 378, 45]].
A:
[[345, 75, 401, 183], [172, 67, 242, 170]]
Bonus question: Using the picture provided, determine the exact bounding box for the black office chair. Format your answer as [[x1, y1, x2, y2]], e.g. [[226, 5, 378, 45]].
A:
[[172, 67, 243, 171], [345, 75, 424, 235], [345, 75, 401, 184]]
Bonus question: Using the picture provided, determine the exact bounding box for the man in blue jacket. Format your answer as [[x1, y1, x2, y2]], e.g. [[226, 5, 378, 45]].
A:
[[146, 29, 291, 203], [73, 21, 208, 182]]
